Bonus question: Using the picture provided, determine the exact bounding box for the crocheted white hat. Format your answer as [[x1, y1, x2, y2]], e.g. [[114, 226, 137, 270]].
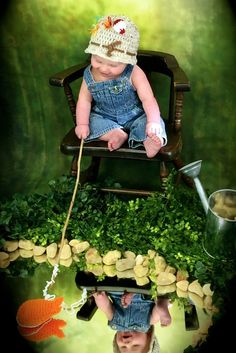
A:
[[113, 326, 160, 353], [85, 15, 140, 65]]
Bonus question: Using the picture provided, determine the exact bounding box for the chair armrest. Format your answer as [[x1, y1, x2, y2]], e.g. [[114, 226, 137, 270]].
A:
[[49, 62, 88, 87], [171, 66, 190, 92]]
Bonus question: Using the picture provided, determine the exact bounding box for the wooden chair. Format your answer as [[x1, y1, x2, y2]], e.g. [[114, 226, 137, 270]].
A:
[[75, 271, 152, 321], [75, 271, 199, 330], [49, 50, 191, 194]]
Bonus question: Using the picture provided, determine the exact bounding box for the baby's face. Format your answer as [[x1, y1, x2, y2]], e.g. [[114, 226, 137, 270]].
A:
[[116, 331, 150, 353], [91, 55, 127, 80]]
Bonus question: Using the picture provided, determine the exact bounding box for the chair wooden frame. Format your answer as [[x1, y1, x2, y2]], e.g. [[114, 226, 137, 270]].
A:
[[75, 271, 199, 330], [49, 50, 191, 194]]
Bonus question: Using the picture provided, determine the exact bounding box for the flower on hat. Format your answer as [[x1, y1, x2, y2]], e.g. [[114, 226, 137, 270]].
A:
[[102, 16, 113, 29], [113, 19, 126, 34], [89, 23, 100, 35], [90, 16, 127, 36]]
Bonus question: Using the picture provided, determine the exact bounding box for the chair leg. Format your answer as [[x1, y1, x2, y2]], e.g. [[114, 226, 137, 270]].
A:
[[184, 302, 199, 331], [70, 155, 101, 184], [77, 295, 98, 321], [70, 155, 79, 177], [160, 161, 169, 191]]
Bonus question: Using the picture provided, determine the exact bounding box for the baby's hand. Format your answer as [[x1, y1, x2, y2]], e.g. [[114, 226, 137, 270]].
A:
[[75, 124, 90, 139], [146, 122, 160, 136]]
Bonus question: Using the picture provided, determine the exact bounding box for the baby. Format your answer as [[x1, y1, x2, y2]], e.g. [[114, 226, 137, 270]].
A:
[[93, 291, 172, 353], [114, 327, 158, 353], [75, 15, 167, 158]]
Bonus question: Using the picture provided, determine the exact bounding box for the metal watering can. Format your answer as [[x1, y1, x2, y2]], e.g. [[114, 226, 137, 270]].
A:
[[179, 160, 236, 259]]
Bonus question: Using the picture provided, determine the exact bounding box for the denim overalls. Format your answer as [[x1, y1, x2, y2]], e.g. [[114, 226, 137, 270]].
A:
[[83, 64, 167, 148], [107, 292, 155, 333]]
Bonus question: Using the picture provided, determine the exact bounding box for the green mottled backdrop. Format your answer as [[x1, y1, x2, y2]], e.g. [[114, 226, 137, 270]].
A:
[[0, 0, 236, 198]]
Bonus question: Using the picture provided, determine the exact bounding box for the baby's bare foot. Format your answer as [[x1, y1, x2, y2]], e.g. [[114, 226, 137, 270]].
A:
[[100, 129, 128, 151], [143, 134, 163, 158], [121, 293, 134, 308]]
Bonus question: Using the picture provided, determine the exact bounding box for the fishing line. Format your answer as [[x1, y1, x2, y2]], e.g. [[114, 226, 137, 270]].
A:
[[42, 139, 88, 313]]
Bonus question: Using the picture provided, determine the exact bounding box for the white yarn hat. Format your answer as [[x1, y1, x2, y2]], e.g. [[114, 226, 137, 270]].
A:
[[113, 326, 160, 353], [85, 15, 140, 65]]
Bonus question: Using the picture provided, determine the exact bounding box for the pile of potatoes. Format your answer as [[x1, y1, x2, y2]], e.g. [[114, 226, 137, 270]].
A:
[[0, 239, 216, 311], [212, 191, 236, 220]]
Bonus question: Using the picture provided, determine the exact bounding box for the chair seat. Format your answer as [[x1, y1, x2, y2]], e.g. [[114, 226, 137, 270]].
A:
[[75, 271, 152, 294], [60, 123, 182, 162]]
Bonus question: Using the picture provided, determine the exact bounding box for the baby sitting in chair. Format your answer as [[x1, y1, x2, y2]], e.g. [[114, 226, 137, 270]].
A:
[[75, 15, 167, 158]]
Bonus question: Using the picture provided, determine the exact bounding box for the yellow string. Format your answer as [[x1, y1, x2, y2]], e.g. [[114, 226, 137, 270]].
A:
[[57, 138, 84, 260], [43, 139, 84, 299]]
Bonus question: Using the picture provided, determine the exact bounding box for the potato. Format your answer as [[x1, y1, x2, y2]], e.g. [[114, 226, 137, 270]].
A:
[[202, 283, 214, 296], [3, 240, 19, 252], [0, 252, 10, 268], [46, 243, 58, 258], [176, 280, 189, 292], [188, 280, 204, 298], [188, 292, 204, 308], [19, 249, 33, 258], [33, 245, 46, 256], [157, 283, 176, 295], [156, 272, 176, 285]]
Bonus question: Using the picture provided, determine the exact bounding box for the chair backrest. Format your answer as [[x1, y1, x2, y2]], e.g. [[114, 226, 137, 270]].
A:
[[137, 50, 190, 127]]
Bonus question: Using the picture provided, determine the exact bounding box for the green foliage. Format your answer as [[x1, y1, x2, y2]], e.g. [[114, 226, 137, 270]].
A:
[[0, 172, 235, 301], [2, 257, 39, 278]]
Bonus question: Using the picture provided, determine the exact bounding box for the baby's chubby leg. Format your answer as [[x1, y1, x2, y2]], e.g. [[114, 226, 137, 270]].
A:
[[156, 298, 172, 327], [150, 297, 172, 326], [92, 291, 110, 309], [92, 291, 114, 320], [99, 128, 128, 151]]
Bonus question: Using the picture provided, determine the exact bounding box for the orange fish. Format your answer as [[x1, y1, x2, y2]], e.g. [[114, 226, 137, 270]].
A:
[[16, 297, 64, 328], [18, 318, 66, 342]]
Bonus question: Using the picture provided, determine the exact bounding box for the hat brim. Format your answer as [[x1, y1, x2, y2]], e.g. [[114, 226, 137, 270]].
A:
[[85, 45, 137, 65]]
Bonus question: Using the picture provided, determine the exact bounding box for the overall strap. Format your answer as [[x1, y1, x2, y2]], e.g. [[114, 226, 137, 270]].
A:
[[83, 65, 93, 87], [120, 64, 134, 80]]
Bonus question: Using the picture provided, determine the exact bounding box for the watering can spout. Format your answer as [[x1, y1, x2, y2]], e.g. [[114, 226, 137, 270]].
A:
[[179, 160, 209, 214]]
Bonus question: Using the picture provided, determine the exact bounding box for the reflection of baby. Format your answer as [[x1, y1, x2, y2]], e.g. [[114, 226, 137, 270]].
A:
[[93, 291, 171, 353]]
